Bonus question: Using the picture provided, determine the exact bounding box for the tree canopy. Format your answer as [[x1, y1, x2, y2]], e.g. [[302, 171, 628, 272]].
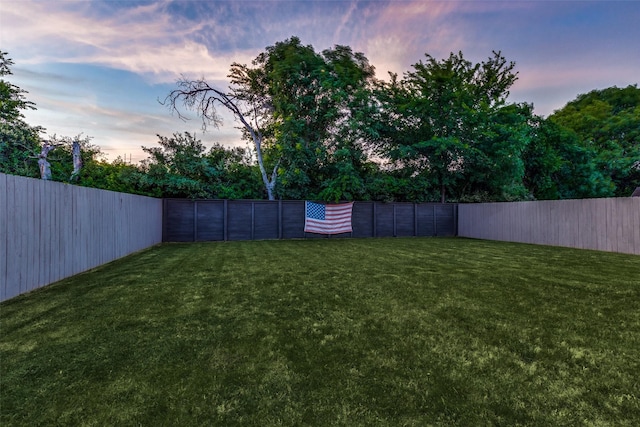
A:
[[548, 85, 639, 197], [374, 51, 532, 202], [3, 43, 637, 202], [0, 51, 42, 178]]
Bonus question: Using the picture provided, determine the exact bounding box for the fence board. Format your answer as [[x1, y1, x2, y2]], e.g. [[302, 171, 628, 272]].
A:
[[1, 173, 162, 302], [0, 174, 6, 301], [282, 201, 305, 239], [4, 175, 20, 299], [395, 203, 415, 237], [458, 198, 640, 255], [629, 197, 640, 254], [416, 204, 434, 237], [163, 199, 194, 242], [375, 204, 395, 237], [227, 201, 252, 241], [163, 200, 457, 242], [254, 202, 279, 241], [196, 201, 225, 241], [352, 202, 374, 238]]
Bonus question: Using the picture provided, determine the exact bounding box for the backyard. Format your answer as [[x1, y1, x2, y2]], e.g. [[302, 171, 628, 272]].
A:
[[1, 237, 639, 426]]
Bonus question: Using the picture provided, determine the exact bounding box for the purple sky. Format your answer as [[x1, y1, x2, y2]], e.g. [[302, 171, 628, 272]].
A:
[[2, 0, 639, 162]]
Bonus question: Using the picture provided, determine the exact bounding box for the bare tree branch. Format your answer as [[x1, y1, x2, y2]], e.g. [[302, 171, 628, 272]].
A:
[[161, 77, 278, 200]]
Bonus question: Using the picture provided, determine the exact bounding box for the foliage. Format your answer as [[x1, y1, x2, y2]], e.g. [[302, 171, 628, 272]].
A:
[[139, 132, 263, 199], [375, 51, 531, 202], [41, 134, 102, 182], [0, 51, 36, 124], [0, 122, 42, 178], [0, 51, 43, 177], [2, 239, 639, 425], [4, 46, 636, 202], [75, 157, 148, 195], [524, 118, 614, 199], [549, 85, 640, 196], [163, 70, 278, 199], [228, 37, 378, 202]]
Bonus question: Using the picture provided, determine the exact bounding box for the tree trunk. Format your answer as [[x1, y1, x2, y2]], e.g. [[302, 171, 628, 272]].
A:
[[71, 140, 82, 181], [37, 143, 55, 180]]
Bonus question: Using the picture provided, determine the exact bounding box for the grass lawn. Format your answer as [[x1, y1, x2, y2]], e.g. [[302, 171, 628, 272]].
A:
[[1, 238, 639, 426]]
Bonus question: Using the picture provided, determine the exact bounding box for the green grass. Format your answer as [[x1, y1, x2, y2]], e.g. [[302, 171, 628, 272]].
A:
[[1, 238, 639, 426]]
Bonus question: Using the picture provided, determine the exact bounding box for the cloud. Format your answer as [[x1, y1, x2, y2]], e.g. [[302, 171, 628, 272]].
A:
[[3, 0, 638, 157], [511, 59, 640, 116], [353, 0, 463, 78], [22, 91, 243, 163], [1, 0, 259, 85]]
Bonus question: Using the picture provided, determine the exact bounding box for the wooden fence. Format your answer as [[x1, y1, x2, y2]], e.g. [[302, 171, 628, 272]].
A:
[[163, 199, 458, 242], [4, 171, 636, 303], [458, 198, 640, 255], [0, 173, 163, 302]]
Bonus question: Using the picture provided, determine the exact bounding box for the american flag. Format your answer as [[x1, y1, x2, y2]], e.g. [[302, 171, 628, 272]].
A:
[[304, 201, 354, 235]]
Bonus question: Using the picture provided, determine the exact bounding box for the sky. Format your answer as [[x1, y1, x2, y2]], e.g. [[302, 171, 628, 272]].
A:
[[1, 0, 639, 163]]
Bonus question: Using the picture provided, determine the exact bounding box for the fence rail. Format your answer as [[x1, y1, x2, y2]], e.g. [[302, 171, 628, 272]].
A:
[[1, 173, 163, 302], [458, 198, 640, 255], [163, 199, 458, 242]]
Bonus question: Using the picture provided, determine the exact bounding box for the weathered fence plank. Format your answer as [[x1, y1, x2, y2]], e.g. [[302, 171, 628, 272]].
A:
[[0, 173, 163, 302], [5, 175, 20, 299], [0, 173, 6, 301], [458, 198, 640, 255]]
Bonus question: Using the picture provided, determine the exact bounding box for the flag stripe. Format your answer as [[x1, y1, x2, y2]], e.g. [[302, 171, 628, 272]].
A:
[[304, 201, 353, 234]]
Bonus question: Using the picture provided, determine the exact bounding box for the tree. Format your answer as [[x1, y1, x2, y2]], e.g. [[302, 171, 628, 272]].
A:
[[165, 37, 379, 201], [41, 134, 102, 183], [229, 37, 378, 201], [163, 74, 278, 199], [139, 132, 263, 199], [0, 122, 41, 177], [203, 142, 263, 199], [0, 51, 36, 124], [0, 51, 42, 177], [549, 85, 640, 197], [375, 51, 528, 202], [524, 117, 614, 200], [78, 157, 150, 196], [462, 102, 533, 201]]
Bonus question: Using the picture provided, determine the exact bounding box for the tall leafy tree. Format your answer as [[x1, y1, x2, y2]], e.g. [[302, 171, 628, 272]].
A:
[[376, 51, 530, 202], [0, 51, 42, 177], [0, 51, 36, 123], [549, 85, 639, 196], [229, 37, 378, 201], [315, 45, 379, 201], [524, 118, 614, 200]]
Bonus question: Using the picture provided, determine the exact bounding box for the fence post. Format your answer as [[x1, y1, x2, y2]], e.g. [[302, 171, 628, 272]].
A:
[[223, 199, 228, 241], [162, 199, 167, 242], [278, 200, 283, 239], [433, 205, 437, 237], [193, 201, 198, 242], [393, 204, 397, 237], [414, 203, 418, 237], [453, 204, 458, 236], [373, 202, 377, 238]]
